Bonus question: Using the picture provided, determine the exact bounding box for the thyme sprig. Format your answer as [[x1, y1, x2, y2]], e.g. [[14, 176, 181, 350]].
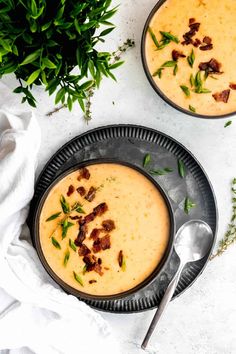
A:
[[211, 179, 236, 259]]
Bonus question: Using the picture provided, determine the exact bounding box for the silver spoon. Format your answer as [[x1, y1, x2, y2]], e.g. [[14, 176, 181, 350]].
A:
[[141, 220, 213, 350]]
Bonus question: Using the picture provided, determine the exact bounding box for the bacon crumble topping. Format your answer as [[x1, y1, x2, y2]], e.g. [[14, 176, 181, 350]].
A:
[[212, 90, 230, 103], [77, 167, 90, 181], [74, 224, 88, 246], [78, 244, 91, 256], [172, 50, 186, 61], [199, 58, 222, 74], [102, 219, 115, 232], [85, 186, 96, 202], [77, 186, 86, 196], [67, 185, 74, 196], [90, 228, 102, 240], [229, 83, 236, 90], [89, 280, 97, 284], [92, 234, 111, 253]]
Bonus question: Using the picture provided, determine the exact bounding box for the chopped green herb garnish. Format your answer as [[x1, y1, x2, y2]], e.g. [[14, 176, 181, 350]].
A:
[[73, 271, 84, 286], [178, 160, 186, 178], [72, 202, 85, 214], [61, 219, 74, 239], [173, 64, 178, 76], [82, 265, 87, 275], [148, 27, 160, 49], [153, 67, 164, 78], [224, 120, 232, 128], [150, 167, 173, 176], [189, 105, 196, 113], [143, 153, 151, 168], [180, 85, 190, 97], [46, 212, 61, 222], [194, 71, 211, 94], [121, 256, 126, 272], [187, 49, 195, 68], [51, 237, 61, 250], [63, 250, 70, 266], [161, 60, 177, 68], [69, 239, 77, 252], [184, 197, 196, 214], [60, 195, 70, 214], [159, 31, 179, 44], [190, 74, 195, 87]]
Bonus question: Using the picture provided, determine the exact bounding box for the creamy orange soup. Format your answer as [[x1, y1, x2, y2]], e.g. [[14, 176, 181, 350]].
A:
[[145, 0, 236, 116], [39, 164, 170, 296]]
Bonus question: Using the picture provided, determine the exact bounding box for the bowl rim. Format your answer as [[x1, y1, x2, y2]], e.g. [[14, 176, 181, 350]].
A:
[[32, 158, 176, 301], [141, 0, 236, 120]]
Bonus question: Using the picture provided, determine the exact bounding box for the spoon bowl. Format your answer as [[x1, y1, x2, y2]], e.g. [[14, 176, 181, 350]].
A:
[[142, 220, 213, 350]]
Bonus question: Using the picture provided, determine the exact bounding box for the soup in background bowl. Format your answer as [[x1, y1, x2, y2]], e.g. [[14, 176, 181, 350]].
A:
[[142, 0, 236, 118], [33, 160, 175, 300]]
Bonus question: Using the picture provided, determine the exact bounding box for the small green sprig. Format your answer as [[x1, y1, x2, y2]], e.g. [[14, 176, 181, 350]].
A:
[[148, 28, 179, 50], [73, 271, 84, 286], [211, 178, 236, 259], [187, 49, 195, 68], [143, 153, 151, 168], [184, 197, 196, 214], [150, 167, 173, 176]]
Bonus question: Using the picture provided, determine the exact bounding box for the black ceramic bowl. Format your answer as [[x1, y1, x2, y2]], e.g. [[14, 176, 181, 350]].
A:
[[141, 0, 236, 119], [31, 158, 175, 302]]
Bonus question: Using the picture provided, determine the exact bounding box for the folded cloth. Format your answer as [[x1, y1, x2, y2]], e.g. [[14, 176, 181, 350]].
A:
[[0, 82, 119, 354]]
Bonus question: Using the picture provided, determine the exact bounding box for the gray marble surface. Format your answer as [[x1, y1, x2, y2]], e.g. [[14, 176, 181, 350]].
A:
[[1, 0, 236, 353]]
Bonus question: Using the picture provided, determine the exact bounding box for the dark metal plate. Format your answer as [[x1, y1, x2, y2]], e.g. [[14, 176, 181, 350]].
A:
[[29, 124, 217, 313]]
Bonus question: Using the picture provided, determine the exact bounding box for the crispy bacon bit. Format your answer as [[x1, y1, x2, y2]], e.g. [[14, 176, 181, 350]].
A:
[[77, 186, 86, 196], [98, 258, 102, 265], [94, 263, 103, 276], [118, 250, 123, 268], [189, 22, 200, 31], [193, 38, 201, 47], [199, 58, 222, 74], [203, 36, 212, 44], [84, 212, 96, 224], [229, 83, 236, 90], [90, 228, 102, 240], [182, 20, 200, 45], [102, 219, 115, 232], [74, 224, 88, 246], [85, 186, 96, 202], [212, 90, 230, 103], [92, 239, 102, 253], [89, 280, 97, 284], [100, 235, 111, 250], [69, 215, 80, 220], [77, 167, 90, 181], [172, 50, 186, 61], [67, 185, 74, 197], [199, 43, 213, 51], [189, 18, 196, 25], [83, 254, 97, 271], [78, 244, 91, 256], [93, 202, 108, 216]]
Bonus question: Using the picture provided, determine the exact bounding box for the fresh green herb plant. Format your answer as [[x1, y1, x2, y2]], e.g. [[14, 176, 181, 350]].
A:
[[0, 0, 120, 112]]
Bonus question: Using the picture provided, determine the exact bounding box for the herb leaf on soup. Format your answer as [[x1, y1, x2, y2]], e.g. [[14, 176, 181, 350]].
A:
[[143, 153, 151, 168], [180, 85, 190, 97], [178, 160, 186, 178], [189, 105, 196, 113], [184, 197, 196, 214], [161, 60, 177, 68], [148, 27, 160, 49], [61, 219, 74, 239], [69, 239, 77, 252], [60, 195, 70, 214], [46, 212, 61, 222], [51, 237, 61, 250], [159, 31, 179, 44], [153, 67, 164, 78], [73, 271, 84, 286], [63, 250, 70, 267], [187, 49, 195, 68]]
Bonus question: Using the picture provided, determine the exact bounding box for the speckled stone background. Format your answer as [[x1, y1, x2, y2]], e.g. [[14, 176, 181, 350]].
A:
[[1, 0, 236, 353]]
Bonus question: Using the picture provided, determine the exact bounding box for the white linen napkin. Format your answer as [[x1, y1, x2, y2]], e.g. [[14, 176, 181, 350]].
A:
[[0, 82, 119, 354]]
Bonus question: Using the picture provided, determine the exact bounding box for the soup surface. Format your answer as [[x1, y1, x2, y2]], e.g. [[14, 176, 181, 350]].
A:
[[39, 163, 170, 296], [145, 0, 236, 116]]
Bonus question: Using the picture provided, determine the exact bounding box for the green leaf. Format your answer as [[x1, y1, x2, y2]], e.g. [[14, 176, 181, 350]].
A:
[[51, 237, 61, 249], [180, 85, 190, 97], [75, 206, 85, 214], [26, 69, 41, 85], [42, 57, 57, 69], [150, 168, 173, 176], [63, 250, 70, 266], [0, 38, 12, 52], [224, 120, 232, 128], [148, 27, 160, 49], [161, 60, 177, 68], [189, 105, 196, 113], [41, 21, 51, 31], [173, 64, 178, 76], [55, 87, 65, 104], [143, 153, 151, 168], [160, 31, 179, 44], [190, 74, 195, 87], [60, 195, 70, 214], [20, 49, 41, 66], [178, 160, 186, 178], [79, 80, 94, 91], [46, 212, 61, 222], [109, 61, 124, 70], [153, 67, 164, 78], [187, 49, 195, 68], [73, 271, 84, 286], [69, 239, 77, 252], [121, 256, 126, 271], [100, 27, 115, 37], [184, 197, 196, 214], [61, 219, 74, 239]]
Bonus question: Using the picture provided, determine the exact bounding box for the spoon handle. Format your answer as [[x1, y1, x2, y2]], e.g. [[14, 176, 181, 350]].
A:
[[141, 263, 184, 350]]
